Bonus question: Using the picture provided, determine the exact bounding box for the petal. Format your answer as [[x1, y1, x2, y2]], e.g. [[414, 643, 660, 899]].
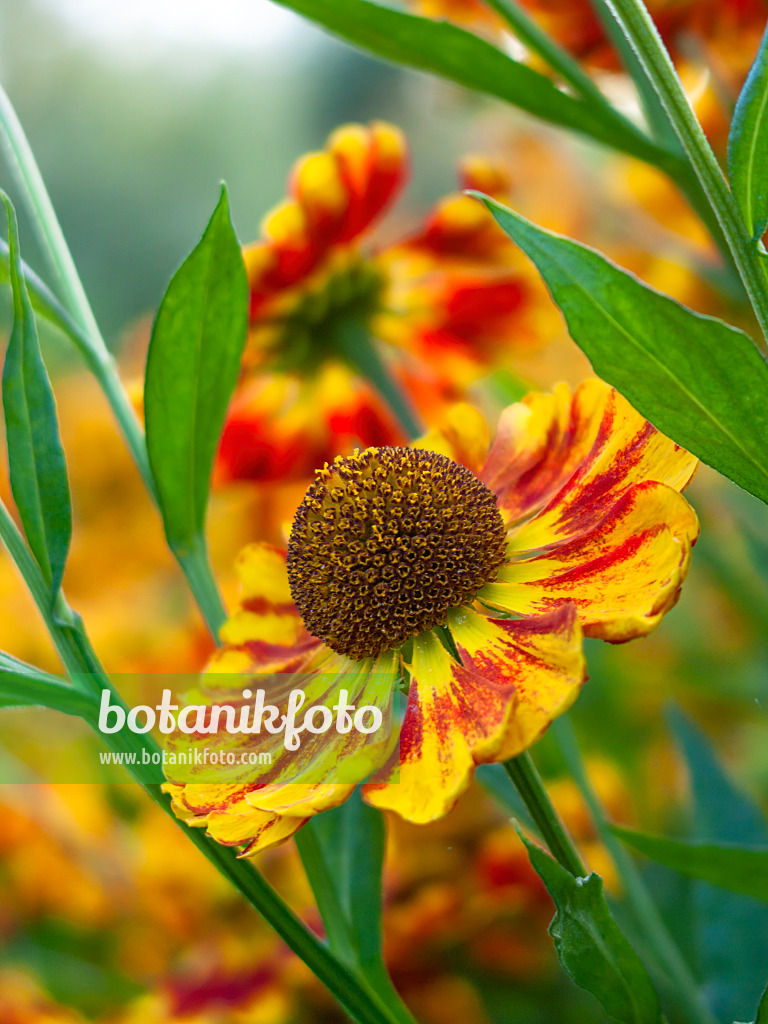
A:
[[364, 606, 584, 823], [414, 402, 490, 475], [482, 480, 699, 641], [481, 380, 698, 528], [448, 604, 585, 761], [164, 783, 307, 855], [480, 382, 588, 522], [220, 543, 304, 647]]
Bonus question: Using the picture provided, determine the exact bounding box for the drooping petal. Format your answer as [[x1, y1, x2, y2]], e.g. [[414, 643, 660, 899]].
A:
[[164, 637, 399, 855], [482, 480, 699, 641], [364, 605, 584, 823], [164, 783, 306, 855]]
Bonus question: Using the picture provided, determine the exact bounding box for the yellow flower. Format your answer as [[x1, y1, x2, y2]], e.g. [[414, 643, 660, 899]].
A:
[[166, 380, 698, 852]]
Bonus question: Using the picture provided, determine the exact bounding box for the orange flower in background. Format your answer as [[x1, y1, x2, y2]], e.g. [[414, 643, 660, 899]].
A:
[[217, 122, 552, 485], [410, 0, 766, 82], [408, 0, 505, 34], [168, 380, 698, 854]]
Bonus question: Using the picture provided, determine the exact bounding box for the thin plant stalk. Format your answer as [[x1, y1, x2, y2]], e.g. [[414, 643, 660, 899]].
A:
[[0, 84, 224, 640], [504, 751, 586, 876], [602, 0, 768, 342], [0, 503, 411, 1024]]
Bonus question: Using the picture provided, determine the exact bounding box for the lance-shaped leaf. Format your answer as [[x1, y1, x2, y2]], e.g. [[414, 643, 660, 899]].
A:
[[477, 194, 768, 505], [611, 826, 768, 903], [297, 794, 410, 1023], [522, 834, 661, 1023], [144, 187, 248, 555], [1, 193, 71, 597], [669, 708, 768, 1023], [272, 0, 665, 165], [728, 22, 768, 239]]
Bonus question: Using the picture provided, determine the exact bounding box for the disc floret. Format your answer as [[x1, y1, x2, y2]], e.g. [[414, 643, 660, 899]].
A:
[[287, 446, 507, 660]]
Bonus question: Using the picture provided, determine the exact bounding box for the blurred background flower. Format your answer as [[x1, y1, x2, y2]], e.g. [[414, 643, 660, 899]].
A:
[[1, 0, 768, 1021]]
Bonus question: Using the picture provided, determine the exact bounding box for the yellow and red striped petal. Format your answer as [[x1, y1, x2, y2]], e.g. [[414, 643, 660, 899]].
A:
[[482, 480, 699, 641], [248, 121, 408, 312], [364, 605, 584, 823], [164, 783, 308, 855], [415, 402, 490, 476], [481, 380, 697, 528], [219, 543, 305, 648]]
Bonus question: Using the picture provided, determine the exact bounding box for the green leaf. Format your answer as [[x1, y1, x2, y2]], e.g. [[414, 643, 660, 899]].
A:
[[611, 826, 768, 903], [728, 22, 768, 239], [297, 793, 413, 1024], [144, 186, 248, 555], [0, 650, 93, 717], [1, 193, 71, 597], [0, 238, 98, 367], [521, 834, 661, 1023], [477, 194, 768, 505], [271, 0, 665, 165], [669, 708, 768, 1023], [755, 981, 768, 1023]]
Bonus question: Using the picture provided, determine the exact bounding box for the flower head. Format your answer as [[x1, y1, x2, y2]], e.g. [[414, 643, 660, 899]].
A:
[[168, 380, 698, 851], [217, 123, 548, 484], [411, 0, 766, 80]]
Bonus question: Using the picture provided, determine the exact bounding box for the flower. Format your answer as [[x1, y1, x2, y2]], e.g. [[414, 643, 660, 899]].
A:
[[407, 0, 505, 35], [410, 0, 766, 81], [216, 123, 550, 485], [167, 380, 698, 853]]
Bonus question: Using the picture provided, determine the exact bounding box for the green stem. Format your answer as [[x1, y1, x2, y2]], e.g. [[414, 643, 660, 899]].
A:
[[504, 751, 586, 877], [0, 528, 405, 1024], [0, 500, 90, 685], [0, 84, 101, 343], [485, 0, 631, 117], [0, 657, 94, 717], [552, 716, 719, 1024], [335, 321, 423, 441], [603, 0, 768, 341], [587, 0, 679, 147], [0, 238, 156, 489], [176, 537, 228, 640], [91, 707, 409, 1024]]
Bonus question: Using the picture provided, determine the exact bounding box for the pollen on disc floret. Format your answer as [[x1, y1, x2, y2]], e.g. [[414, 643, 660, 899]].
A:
[[287, 446, 508, 661]]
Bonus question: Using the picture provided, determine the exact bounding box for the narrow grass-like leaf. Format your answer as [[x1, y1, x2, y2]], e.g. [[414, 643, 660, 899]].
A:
[[272, 0, 665, 165], [728, 22, 768, 239], [144, 186, 248, 555], [669, 707, 768, 1022], [522, 834, 661, 1023], [298, 794, 413, 1024], [477, 194, 768, 505], [0, 651, 93, 717], [611, 826, 768, 903], [1, 193, 71, 596], [0, 238, 98, 364]]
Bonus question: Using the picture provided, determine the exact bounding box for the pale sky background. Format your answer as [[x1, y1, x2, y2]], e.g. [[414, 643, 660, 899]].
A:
[[37, 0, 301, 56]]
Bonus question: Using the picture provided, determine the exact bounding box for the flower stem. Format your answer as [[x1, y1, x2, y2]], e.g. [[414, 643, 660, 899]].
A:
[[602, 0, 768, 342], [551, 716, 718, 1024], [504, 751, 586, 876], [176, 536, 228, 641], [0, 512, 408, 1024], [484, 0, 632, 118], [335, 320, 423, 441]]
